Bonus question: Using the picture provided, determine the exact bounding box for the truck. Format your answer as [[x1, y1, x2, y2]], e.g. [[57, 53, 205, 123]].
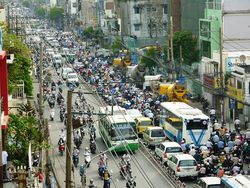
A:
[[113, 49, 132, 67], [150, 80, 190, 104]]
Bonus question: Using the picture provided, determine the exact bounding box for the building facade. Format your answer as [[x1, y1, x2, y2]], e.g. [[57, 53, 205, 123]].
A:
[[199, 0, 222, 59], [116, 0, 168, 47]]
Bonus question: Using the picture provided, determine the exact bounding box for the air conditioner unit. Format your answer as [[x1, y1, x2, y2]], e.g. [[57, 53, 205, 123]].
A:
[[7, 54, 14, 64]]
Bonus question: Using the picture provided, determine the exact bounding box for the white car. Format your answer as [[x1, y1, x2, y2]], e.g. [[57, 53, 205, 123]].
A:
[[143, 127, 166, 148], [155, 141, 183, 162], [62, 67, 73, 80], [167, 154, 199, 178], [66, 72, 79, 86]]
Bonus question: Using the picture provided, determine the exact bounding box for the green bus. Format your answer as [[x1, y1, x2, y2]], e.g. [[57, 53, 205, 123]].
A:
[[98, 106, 139, 152]]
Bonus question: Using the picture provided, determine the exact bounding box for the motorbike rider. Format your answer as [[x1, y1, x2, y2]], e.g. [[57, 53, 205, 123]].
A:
[[102, 168, 111, 188], [73, 146, 80, 163], [123, 151, 131, 162], [88, 179, 96, 188], [100, 151, 108, 166], [50, 108, 55, 121], [89, 124, 96, 140], [74, 130, 82, 148], [59, 129, 66, 142], [119, 156, 128, 176]]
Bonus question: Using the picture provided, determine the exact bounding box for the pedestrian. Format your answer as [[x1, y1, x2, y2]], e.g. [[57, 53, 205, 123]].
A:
[[217, 166, 224, 177], [235, 117, 241, 134]]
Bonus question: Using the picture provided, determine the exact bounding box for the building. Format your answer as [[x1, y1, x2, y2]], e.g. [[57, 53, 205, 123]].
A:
[[77, 0, 97, 29], [167, 0, 181, 33], [199, 0, 222, 59], [116, 0, 168, 47], [50, 0, 57, 7], [181, 0, 206, 37]]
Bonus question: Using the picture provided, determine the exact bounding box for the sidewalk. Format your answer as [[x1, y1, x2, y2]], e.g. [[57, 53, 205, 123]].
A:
[[3, 182, 16, 188]]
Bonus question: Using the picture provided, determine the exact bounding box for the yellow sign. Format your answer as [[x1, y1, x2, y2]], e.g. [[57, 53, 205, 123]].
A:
[[214, 77, 221, 89]]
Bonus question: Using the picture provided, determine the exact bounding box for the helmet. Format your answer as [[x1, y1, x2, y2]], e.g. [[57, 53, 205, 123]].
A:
[[85, 147, 89, 150], [90, 179, 94, 183]]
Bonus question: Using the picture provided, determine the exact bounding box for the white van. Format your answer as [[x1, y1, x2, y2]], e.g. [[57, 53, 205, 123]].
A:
[[53, 54, 63, 68], [143, 127, 166, 148], [62, 67, 73, 80], [167, 154, 199, 178], [143, 74, 163, 91], [66, 72, 79, 86], [193, 177, 221, 188], [155, 141, 183, 162]]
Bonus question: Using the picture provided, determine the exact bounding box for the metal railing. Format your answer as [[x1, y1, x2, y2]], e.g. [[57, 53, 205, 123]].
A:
[[12, 80, 25, 99], [206, 2, 221, 10]]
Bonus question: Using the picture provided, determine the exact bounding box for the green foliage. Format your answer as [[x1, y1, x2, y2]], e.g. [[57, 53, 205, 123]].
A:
[[140, 48, 158, 68], [48, 7, 64, 22], [35, 7, 47, 18], [22, 0, 32, 8], [3, 32, 33, 96], [111, 37, 123, 53], [173, 31, 199, 65], [7, 113, 45, 166]]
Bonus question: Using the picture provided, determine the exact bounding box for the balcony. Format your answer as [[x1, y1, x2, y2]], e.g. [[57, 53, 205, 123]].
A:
[[226, 85, 244, 102], [203, 73, 221, 89]]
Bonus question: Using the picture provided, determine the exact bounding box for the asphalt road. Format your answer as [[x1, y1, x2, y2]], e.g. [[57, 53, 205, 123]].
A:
[[33, 60, 180, 188]]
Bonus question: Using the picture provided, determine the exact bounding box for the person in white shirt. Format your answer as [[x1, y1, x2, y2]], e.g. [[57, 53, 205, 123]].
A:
[[189, 147, 196, 156]]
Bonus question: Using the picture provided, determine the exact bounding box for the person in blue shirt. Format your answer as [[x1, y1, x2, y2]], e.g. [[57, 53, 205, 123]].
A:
[[217, 139, 225, 151]]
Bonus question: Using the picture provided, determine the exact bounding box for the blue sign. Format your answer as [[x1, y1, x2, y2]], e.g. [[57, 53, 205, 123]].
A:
[[131, 53, 138, 65], [229, 98, 235, 109], [226, 57, 234, 72], [0, 28, 2, 51]]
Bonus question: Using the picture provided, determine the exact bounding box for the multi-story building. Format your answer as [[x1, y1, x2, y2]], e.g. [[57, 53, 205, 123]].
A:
[[199, 0, 222, 59], [77, 0, 97, 29], [116, 0, 168, 47]]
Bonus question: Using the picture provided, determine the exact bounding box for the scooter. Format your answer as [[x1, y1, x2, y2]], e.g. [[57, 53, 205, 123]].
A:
[[120, 164, 127, 178], [73, 154, 79, 167], [84, 150, 91, 168], [90, 140, 96, 154], [50, 110, 55, 121], [126, 176, 137, 188], [98, 166, 105, 177], [60, 111, 64, 122], [80, 128, 85, 139], [59, 143, 65, 156]]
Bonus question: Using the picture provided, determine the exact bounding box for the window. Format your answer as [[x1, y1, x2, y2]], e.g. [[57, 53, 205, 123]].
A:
[[134, 24, 140, 31], [166, 147, 183, 153], [248, 82, 250, 94], [179, 160, 197, 166], [134, 7, 140, 14], [186, 120, 208, 130], [152, 7, 156, 12], [163, 5, 168, 14], [151, 129, 165, 137], [147, 7, 151, 12]]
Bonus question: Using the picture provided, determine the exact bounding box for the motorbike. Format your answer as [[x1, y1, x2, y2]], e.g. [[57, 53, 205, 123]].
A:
[[126, 176, 136, 188], [59, 143, 65, 156], [98, 166, 105, 178], [103, 178, 111, 188], [90, 140, 96, 154], [84, 150, 91, 168], [120, 164, 128, 178], [60, 110, 64, 122], [32, 154, 39, 167], [50, 110, 55, 121], [73, 154, 79, 167], [80, 128, 85, 139], [48, 97, 55, 108], [74, 137, 82, 149]]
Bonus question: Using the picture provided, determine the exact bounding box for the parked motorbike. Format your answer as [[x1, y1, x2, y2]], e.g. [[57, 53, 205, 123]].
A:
[[50, 110, 55, 121], [32, 153, 39, 167], [84, 148, 91, 168], [60, 110, 64, 122], [90, 140, 96, 154], [80, 128, 85, 139]]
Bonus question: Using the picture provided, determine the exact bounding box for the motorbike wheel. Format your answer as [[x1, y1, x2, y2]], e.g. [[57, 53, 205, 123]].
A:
[[60, 151, 63, 156]]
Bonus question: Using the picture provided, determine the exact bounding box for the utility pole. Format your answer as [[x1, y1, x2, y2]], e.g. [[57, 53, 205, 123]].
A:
[[179, 45, 183, 77], [15, 15, 18, 36], [219, 27, 225, 126], [44, 118, 51, 188], [65, 90, 72, 188], [7, 5, 10, 33], [169, 16, 175, 82]]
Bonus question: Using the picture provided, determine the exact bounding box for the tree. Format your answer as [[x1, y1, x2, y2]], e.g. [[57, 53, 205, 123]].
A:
[[173, 31, 199, 65], [48, 7, 64, 23], [35, 7, 47, 19], [83, 26, 94, 39], [111, 37, 123, 54], [3, 32, 33, 96], [140, 48, 158, 68], [7, 113, 46, 166]]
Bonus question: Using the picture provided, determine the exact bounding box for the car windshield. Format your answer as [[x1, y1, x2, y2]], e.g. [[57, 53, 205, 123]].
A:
[[68, 74, 77, 79], [151, 129, 165, 137], [207, 185, 220, 188], [166, 147, 182, 153], [179, 160, 197, 166]]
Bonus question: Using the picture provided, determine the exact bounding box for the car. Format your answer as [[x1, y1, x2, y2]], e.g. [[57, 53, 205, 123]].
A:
[[66, 72, 79, 86], [166, 154, 199, 178], [143, 127, 166, 148], [52, 54, 63, 68], [193, 177, 221, 188], [62, 67, 73, 80], [155, 141, 183, 162], [134, 117, 153, 138]]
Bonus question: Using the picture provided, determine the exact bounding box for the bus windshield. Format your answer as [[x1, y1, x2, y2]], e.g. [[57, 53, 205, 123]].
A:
[[111, 122, 137, 141], [186, 120, 208, 130]]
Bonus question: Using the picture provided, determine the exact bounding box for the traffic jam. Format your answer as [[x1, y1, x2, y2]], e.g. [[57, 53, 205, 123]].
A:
[[30, 27, 250, 188]]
